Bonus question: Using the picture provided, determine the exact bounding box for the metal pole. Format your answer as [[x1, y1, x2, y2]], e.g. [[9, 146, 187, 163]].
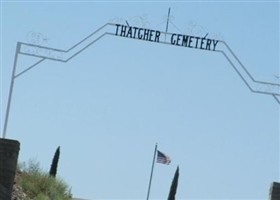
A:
[[165, 8, 171, 41], [166, 8, 171, 33], [146, 143, 158, 200], [2, 42, 20, 138]]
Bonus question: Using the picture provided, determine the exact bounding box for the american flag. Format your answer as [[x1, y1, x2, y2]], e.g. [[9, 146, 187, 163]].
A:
[[157, 150, 171, 165]]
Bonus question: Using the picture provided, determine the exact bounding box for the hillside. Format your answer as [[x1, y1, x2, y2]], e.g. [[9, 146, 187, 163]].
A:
[[12, 161, 72, 200]]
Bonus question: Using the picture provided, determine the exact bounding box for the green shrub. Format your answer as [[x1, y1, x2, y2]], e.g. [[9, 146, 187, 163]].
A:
[[18, 160, 72, 200]]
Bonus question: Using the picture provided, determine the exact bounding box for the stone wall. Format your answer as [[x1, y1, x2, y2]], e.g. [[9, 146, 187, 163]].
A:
[[0, 138, 20, 200], [270, 182, 280, 200]]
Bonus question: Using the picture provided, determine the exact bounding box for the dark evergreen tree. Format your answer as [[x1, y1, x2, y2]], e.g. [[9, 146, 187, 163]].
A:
[[167, 166, 179, 200], [49, 146, 60, 177]]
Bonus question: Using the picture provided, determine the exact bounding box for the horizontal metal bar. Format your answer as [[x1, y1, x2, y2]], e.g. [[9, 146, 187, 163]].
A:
[[19, 42, 67, 53], [18, 52, 65, 62]]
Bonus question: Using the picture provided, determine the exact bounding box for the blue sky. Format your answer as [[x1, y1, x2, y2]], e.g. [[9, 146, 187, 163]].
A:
[[1, 1, 279, 200]]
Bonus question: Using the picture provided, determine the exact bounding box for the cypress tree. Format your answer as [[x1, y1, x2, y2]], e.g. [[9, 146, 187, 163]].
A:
[[49, 146, 60, 177], [167, 166, 179, 200]]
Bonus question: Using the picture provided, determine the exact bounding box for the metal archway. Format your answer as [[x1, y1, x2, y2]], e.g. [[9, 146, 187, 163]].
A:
[[2, 22, 280, 138]]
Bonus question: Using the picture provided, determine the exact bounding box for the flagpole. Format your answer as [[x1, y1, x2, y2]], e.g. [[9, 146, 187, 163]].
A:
[[146, 143, 158, 200]]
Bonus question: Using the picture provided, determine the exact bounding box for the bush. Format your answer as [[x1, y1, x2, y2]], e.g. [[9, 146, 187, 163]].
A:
[[17, 160, 72, 200]]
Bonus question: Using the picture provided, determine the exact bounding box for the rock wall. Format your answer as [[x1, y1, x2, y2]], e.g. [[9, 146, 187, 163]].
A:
[[0, 138, 20, 200], [270, 182, 280, 200]]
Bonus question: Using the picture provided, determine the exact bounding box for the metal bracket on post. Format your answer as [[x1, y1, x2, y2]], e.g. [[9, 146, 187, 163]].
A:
[[2, 23, 115, 138]]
